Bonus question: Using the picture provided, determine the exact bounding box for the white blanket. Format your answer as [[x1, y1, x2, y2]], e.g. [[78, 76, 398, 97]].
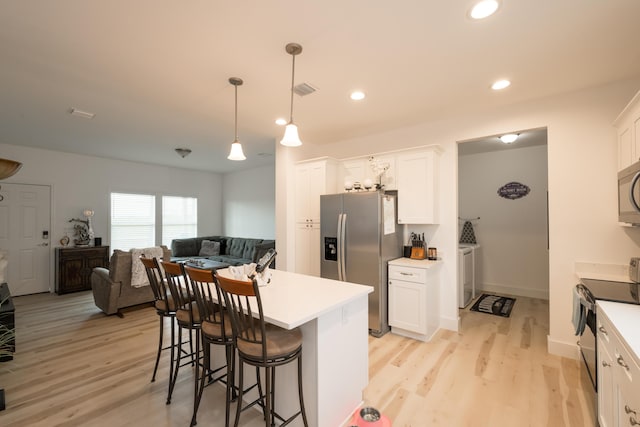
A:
[[131, 247, 164, 288]]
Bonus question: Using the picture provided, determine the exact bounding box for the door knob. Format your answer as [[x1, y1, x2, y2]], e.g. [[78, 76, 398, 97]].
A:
[[37, 242, 49, 247]]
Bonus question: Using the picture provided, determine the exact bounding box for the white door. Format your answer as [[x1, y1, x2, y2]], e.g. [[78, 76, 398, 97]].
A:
[[0, 183, 51, 295]]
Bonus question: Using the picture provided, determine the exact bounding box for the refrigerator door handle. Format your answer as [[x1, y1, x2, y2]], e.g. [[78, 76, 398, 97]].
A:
[[340, 213, 347, 281], [337, 214, 343, 281]]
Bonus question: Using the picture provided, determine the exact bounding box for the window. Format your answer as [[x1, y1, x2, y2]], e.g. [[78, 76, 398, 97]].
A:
[[162, 196, 197, 246], [110, 193, 156, 251]]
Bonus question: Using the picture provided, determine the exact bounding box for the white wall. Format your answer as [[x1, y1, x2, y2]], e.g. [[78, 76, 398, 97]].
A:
[[0, 143, 223, 285], [459, 145, 549, 299], [276, 76, 640, 357], [222, 164, 275, 239]]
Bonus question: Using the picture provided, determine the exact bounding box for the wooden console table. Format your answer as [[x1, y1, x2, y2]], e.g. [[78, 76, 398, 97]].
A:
[[55, 246, 109, 294]]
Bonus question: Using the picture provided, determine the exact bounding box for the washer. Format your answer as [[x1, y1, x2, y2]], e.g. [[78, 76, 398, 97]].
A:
[[458, 246, 473, 308], [459, 244, 481, 308]]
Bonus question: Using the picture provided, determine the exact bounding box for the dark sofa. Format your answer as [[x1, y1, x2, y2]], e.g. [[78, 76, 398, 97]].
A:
[[170, 236, 275, 267]]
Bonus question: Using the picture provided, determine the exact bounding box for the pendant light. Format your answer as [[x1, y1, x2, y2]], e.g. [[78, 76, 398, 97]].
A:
[[227, 77, 246, 161], [280, 43, 303, 147], [0, 158, 22, 180]]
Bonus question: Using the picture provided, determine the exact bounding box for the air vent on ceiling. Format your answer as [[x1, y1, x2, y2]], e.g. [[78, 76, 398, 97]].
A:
[[293, 82, 317, 96], [69, 108, 96, 119]]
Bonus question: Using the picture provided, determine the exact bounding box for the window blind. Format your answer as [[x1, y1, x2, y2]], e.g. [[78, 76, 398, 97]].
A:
[[162, 196, 197, 246], [110, 193, 156, 251]]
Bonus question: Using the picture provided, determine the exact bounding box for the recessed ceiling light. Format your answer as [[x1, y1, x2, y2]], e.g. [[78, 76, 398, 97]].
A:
[[350, 91, 366, 101], [491, 79, 511, 90], [470, 0, 500, 19], [275, 118, 287, 126], [500, 134, 519, 144]]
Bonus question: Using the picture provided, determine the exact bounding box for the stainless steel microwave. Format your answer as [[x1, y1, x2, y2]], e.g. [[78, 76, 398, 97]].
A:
[[619, 160, 640, 224]]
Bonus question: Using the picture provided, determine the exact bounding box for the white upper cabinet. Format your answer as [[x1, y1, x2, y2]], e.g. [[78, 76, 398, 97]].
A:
[[396, 148, 440, 224], [295, 158, 337, 224], [340, 156, 396, 190], [614, 90, 640, 171]]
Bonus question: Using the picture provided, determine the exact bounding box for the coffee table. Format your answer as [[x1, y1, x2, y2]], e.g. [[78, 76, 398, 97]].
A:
[[182, 259, 230, 271]]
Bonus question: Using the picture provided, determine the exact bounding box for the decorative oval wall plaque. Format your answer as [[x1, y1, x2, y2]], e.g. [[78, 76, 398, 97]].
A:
[[497, 182, 530, 200]]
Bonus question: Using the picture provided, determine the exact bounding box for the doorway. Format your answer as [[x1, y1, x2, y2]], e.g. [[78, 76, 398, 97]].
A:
[[0, 183, 52, 296], [457, 128, 549, 306]]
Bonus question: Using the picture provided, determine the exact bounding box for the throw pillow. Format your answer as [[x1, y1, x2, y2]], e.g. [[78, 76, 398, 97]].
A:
[[199, 240, 220, 257]]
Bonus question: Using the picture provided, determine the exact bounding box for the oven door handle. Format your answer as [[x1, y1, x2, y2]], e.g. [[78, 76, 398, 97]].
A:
[[580, 298, 595, 312]]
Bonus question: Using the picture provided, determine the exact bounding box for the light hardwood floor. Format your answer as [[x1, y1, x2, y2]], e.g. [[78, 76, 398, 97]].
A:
[[0, 291, 594, 427]]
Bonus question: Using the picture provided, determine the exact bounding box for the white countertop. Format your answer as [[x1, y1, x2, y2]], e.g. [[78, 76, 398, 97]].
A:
[[216, 268, 372, 330], [388, 257, 442, 268], [598, 301, 640, 363]]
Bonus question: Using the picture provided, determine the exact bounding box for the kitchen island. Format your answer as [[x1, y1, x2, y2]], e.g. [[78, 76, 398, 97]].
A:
[[214, 268, 373, 427]]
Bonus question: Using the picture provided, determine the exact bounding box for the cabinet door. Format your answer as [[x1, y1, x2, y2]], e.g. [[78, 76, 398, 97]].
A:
[[295, 223, 320, 276], [598, 334, 616, 427], [295, 160, 333, 223], [396, 150, 438, 224], [58, 254, 86, 293], [619, 126, 633, 171], [615, 341, 640, 427], [388, 279, 426, 334]]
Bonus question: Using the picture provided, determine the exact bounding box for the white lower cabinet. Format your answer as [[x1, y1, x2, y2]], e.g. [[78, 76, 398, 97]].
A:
[[388, 258, 440, 342], [597, 304, 640, 427]]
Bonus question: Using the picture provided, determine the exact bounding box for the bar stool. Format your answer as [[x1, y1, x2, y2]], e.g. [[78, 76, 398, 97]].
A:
[[139, 256, 176, 388], [184, 266, 235, 427], [161, 261, 201, 405], [214, 272, 308, 427]]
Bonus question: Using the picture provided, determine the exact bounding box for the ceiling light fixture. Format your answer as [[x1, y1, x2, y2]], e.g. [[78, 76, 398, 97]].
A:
[[470, 0, 500, 19], [280, 43, 303, 147], [500, 133, 519, 144], [227, 77, 246, 161], [491, 79, 511, 90], [350, 91, 366, 101], [275, 118, 287, 126], [175, 148, 192, 158], [0, 158, 22, 180]]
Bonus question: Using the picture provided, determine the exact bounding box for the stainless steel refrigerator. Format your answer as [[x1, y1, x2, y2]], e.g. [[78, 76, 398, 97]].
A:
[[320, 191, 402, 337]]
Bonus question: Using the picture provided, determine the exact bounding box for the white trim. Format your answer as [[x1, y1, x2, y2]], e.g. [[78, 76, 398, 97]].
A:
[[477, 282, 549, 300], [547, 335, 580, 359], [439, 315, 459, 332]]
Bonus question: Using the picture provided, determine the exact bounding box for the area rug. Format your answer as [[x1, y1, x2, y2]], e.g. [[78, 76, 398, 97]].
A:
[[470, 294, 516, 318]]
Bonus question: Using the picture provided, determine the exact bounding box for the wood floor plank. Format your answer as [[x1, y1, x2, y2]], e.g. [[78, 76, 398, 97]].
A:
[[0, 291, 595, 426]]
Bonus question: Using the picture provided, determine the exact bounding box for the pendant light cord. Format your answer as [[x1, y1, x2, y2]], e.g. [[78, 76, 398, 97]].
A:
[[234, 84, 239, 141], [289, 53, 296, 123]]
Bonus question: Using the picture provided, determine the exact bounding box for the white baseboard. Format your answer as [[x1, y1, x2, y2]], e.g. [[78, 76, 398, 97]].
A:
[[477, 283, 549, 300], [439, 315, 459, 332], [547, 335, 580, 360]]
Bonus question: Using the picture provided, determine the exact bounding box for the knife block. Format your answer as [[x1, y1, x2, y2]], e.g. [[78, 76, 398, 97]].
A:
[[410, 247, 426, 260]]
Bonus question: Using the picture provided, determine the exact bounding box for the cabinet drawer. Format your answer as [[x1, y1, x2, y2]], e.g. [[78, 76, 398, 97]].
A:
[[389, 266, 426, 284]]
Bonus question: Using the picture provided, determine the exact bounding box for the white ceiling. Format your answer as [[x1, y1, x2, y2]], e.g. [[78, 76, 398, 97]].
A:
[[1, 1, 639, 174]]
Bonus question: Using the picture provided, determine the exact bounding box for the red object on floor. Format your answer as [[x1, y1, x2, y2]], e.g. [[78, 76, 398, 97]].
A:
[[350, 408, 392, 427]]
